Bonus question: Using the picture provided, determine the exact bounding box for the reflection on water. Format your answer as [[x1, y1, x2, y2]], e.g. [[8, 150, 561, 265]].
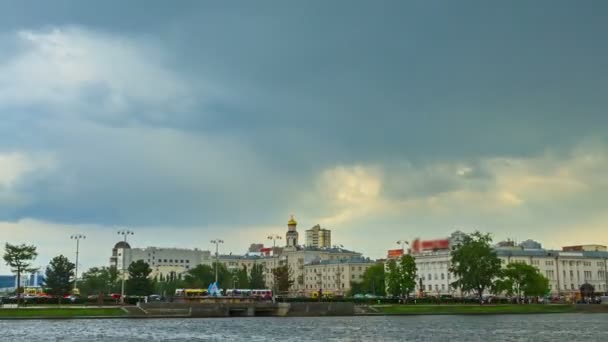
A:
[[1, 314, 608, 341]]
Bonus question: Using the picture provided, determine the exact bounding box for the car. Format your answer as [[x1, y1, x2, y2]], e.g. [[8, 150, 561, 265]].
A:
[[148, 294, 162, 301]]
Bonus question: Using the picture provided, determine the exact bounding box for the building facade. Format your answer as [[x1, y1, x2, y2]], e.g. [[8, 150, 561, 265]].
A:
[[305, 224, 331, 248], [110, 242, 212, 280], [303, 258, 376, 296], [391, 233, 608, 297]]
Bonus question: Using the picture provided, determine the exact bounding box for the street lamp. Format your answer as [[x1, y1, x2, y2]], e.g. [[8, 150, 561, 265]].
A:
[[117, 229, 134, 304], [70, 234, 86, 294], [210, 239, 224, 283], [396, 240, 409, 253], [267, 234, 282, 248]]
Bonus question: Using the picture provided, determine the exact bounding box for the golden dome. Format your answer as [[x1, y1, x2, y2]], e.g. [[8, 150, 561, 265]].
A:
[[288, 214, 297, 226]]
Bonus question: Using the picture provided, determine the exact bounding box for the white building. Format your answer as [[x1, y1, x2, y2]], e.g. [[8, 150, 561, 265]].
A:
[[390, 232, 608, 297], [110, 242, 212, 280]]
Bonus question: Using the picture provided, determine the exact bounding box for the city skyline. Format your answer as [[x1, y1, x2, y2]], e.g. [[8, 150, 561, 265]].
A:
[[1, 1, 607, 272]]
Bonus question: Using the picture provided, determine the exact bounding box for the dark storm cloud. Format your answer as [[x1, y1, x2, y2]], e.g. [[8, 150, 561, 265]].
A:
[[0, 0, 606, 231]]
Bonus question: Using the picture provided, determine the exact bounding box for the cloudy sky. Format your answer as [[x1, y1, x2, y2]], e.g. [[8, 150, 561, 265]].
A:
[[0, 0, 607, 272]]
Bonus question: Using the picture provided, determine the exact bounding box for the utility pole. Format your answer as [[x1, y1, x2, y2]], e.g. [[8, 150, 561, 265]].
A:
[[396, 240, 409, 254], [117, 229, 134, 304], [70, 234, 86, 294], [210, 239, 224, 283], [267, 234, 282, 248]]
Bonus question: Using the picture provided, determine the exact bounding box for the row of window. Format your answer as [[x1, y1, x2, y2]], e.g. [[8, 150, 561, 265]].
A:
[[305, 266, 366, 273], [419, 273, 450, 281]]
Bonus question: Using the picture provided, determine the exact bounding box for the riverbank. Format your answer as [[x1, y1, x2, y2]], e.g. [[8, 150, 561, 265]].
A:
[[370, 304, 603, 315], [0, 307, 126, 319], [1, 303, 606, 319]]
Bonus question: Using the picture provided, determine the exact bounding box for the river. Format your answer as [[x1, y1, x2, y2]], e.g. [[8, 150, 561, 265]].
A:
[[1, 314, 607, 341]]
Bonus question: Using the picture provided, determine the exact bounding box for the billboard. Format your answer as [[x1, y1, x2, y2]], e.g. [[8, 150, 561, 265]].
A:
[[411, 238, 450, 254], [387, 249, 404, 258]]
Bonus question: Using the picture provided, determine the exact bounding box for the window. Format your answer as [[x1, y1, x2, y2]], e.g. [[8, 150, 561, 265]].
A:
[[545, 260, 554, 266], [571, 284, 575, 290], [441, 284, 445, 291], [435, 285, 439, 291], [546, 270, 554, 279], [532, 260, 540, 266], [440, 273, 445, 280], [569, 270, 574, 278], [428, 273, 432, 280], [186, 260, 189, 263], [427, 285, 432, 291]]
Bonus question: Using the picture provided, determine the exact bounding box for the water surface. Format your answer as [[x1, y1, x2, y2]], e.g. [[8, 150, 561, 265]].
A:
[[1, 314, 607, 341]]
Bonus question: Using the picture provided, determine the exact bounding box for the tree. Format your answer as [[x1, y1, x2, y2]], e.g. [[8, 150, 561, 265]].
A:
[[126, 260, 153, 296], [44, 255, 75, 303], [350, 263, 386, 297], [249, 263, 266, 289], [399, 255, 417, 301], [234, 265, 249, 289], [522, 270, 550, 298], [3, 243, 38, 305], [272, 264, 293, 294], [449, 231, 501, 304], [386, 259, 401, 297], [183, 264, 215, 288], [80, 266, 119, 298]]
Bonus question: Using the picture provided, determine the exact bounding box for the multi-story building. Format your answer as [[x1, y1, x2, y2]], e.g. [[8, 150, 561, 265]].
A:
[[392, 232, 608, 297], [305, 224, 331, 248], [110, 242, 212, 280], [303, 258, 377, 295]]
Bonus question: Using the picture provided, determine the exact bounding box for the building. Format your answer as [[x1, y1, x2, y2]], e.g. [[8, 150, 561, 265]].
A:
[[110, 242, 212, 280], [303, 257, 377, 295], [305, 224, 331, 248], [562, 245, 607, 252], [394, 232, 608, 297]]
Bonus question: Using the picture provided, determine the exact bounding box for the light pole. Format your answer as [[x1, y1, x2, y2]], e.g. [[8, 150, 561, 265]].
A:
[[210, 239, 224, 283], [70, 234, 86, 294], [396, 240, 409, 253], [267, 234, 282, 248], [117, 229, 134, 304]]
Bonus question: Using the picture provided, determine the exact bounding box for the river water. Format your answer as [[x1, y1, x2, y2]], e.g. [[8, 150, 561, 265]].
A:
[[1, 314, 607, 341]]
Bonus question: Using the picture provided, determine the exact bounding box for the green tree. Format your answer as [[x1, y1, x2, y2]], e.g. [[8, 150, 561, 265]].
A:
[[80, 266, 119, 299], [44, 255, 75, 303], [272, 264, 293, 294], [234, 265, 249, 289], [449, 232, 501, 304], [3, 243, 38, 305], [497, 262, 550, 302], [399, 255, 417, 301], [126, 260, 153, 296], [386, 259, 401, 297], [249, 263, 266, 289], [350, 263, 386, 297], [183, 264, 215, 288]]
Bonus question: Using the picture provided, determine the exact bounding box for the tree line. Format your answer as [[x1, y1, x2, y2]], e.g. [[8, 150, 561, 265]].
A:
[[2, 242, 292, 303]]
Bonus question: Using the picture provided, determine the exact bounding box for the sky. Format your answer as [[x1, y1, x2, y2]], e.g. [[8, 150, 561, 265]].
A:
[[0, 0, 607, 273]]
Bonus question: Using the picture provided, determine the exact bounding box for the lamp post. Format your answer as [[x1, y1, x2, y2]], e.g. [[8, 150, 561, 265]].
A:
[[210, 239, 224, 283], [396, 240, 409, 254], [70, 234, 86, 294], [117, 229, 134, 304], [267, 234, 282, 248]]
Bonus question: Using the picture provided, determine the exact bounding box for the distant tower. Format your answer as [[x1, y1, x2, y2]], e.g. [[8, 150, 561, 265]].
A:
[[286, 215, 299, 248]]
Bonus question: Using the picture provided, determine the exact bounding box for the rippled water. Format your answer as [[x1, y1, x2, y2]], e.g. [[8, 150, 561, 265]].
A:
[[1, 314, 608, 341]]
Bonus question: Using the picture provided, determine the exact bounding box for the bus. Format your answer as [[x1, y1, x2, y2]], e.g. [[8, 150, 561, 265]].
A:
[[225, 289, 272, 299], [175, 288, 209, 297]]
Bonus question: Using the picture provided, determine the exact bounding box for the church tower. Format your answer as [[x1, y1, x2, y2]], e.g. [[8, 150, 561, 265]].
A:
[[285, 215, 299, 248]]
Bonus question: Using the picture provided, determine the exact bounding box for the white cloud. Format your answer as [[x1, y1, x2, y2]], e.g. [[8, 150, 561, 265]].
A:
[[0, 27, 199, 121], [312, 140, 608, 253], [0, 152, 55, 206]]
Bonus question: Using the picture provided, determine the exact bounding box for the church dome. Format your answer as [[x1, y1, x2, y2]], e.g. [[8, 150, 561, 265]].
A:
[[288, 215, 297, 226], [114, 241, 131, 249]]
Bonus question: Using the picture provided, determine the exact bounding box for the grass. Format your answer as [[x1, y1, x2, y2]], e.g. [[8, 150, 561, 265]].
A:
[[0, 307, 126, 318], [374, 304, 577, 315]]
